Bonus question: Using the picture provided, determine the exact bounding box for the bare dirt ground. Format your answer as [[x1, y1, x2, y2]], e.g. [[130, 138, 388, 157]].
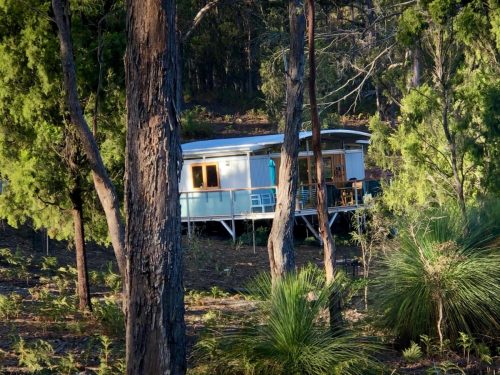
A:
[[0, 224, 495, 374], [0, 223, 362, 374]]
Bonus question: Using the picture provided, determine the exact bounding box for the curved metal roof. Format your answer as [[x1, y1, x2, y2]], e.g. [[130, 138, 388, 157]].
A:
[[182, 129, 370, 157]]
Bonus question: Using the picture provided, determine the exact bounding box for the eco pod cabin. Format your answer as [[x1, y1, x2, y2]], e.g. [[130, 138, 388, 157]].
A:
[[180, 129, 376, 241]]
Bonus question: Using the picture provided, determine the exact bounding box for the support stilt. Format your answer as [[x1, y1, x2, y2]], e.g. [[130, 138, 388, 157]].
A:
[[300, 215, 322, 245], [328, 212, 338, 228], [220, 220, 236, 242]]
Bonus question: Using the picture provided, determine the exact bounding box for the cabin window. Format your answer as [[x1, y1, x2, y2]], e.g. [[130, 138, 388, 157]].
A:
[[191, 163, 220, 189]]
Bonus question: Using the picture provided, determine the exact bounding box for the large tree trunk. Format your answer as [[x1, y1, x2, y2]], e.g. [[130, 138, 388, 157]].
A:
[[267, 0, 306, 282], [69, 174, 92, 311], [125, 0, 186, 374], [52, 0, 126, 278], [307, 0, 342, 328]]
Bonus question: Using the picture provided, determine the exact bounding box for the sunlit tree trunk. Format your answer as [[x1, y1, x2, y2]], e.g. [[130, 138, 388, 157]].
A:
[[125, 0, 186, 373], [267, 0, 306, 282], [52, 0, 126, 278]]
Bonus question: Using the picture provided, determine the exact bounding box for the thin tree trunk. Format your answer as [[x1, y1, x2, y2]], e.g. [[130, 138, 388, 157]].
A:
[[267, 0, 306, 282], [70, 176, 92, 311], [125, 0, 186, 373], [307, 0, 342, 328], [411, 46, 421, 88], [441, 91, 466, 220], [52, 0, 126, 278]]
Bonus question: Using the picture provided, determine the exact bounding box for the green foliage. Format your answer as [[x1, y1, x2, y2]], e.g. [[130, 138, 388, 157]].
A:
[[196, 267, 378, 374], [57, 353, 79, 375], [0, 292, 22, 319], [457, 332, 473, 364], [376, 207, 500, 343], [181, 106, 213, 140], [14, 337, 55, 373], [102, 262, 122, 294], [0, 0, 126, 245], [0, 248, 32, 281], [210, 286, 229, 299], [371, 0, 500, 214], [425, 361, 465, 374], [397, 8, 427, 46], [52, 266, 78, 295], [402, 342, 423, 363], [29, 285, 78, 322], [92, 296, 125, 337], [40, 256, 58, 273], [238, 226, 269, 247]]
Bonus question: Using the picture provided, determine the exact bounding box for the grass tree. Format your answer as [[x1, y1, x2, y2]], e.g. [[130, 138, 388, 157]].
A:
[[196, 267, 378, 374], [376, 205, 500, 349]]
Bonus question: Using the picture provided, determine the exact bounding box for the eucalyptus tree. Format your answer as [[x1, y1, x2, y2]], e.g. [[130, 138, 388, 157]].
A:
[[124, 0, 186, 373], [267, 0, 306, 281]]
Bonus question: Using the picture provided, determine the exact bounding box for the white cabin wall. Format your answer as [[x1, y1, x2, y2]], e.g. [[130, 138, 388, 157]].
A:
[[345, 150, 365, 180], [250, 155, 271, 187], [181, 156, 250, 191], [218, 156, 248, 189]]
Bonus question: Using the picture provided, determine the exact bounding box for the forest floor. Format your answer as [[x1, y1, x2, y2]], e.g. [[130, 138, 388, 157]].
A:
[[0, 223, 493, 374]]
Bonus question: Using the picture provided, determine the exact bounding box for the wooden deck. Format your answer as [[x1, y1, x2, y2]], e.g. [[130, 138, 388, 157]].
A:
[[180, 181, 381, 242]]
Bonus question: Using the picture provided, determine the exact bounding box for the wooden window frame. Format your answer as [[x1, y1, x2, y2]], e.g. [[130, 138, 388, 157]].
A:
[[190, 162, 220, 190]]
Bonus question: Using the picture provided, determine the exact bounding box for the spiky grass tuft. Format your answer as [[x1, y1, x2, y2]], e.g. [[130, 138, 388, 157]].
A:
[[376, 206, 500, 345], [195, 266, 379, 375]]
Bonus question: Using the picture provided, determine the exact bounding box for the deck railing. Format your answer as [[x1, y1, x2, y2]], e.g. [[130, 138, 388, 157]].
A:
[[180, 179, 381, 221]]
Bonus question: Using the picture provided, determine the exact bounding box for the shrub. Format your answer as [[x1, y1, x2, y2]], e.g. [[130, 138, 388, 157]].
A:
[[238, 226, 269, 246], [92, 296, 125, 337], [103, 262, 122, 294], [0, 292, 22, 319], [376, 207, 500, 346], [58, 353, 79, 374], [52, 266, 78, 295], [29, 285, 77, 322], [14, 337, 54, 372], [40, 256, 58, 272], [402, 342, 423, 363], [181, 106, 213, 139], [195, 267, 378, 374], [0, 248, 32, 282]]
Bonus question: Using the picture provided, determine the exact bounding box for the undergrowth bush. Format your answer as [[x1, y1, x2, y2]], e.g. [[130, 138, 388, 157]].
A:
[[0, 248, 32, 282], [195, 266, 379, 374], [0, 292, 22, 319], [92, 296, 125, 337], [29, 285, 77, 322], [402, 342, 423, 363], [376, 206, 500, 347], [181, 106, 213, 139], [14, 337, 55, 372]]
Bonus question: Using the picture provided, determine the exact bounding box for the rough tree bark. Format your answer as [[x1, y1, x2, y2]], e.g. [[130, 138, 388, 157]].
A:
[[125, 0, 186, 373], [307, 0, 342, 327], [267, 0, 306, 282], [52, 0, 126, 278]]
